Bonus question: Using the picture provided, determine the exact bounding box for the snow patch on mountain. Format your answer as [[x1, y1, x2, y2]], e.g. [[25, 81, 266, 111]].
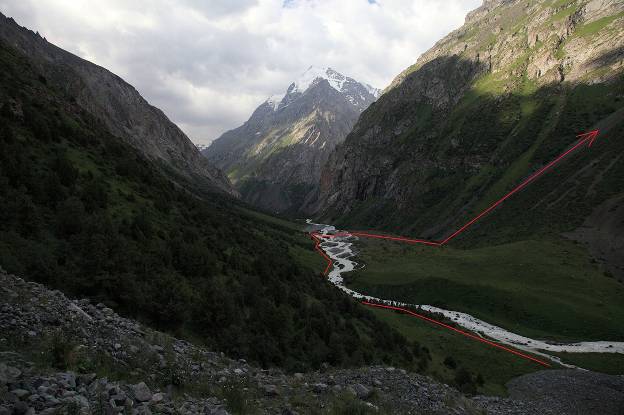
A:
[[266, 93, 285, 111], [292, 66, 335, 93], [265, 66, 379, 111], [364, 83, 381, 98]]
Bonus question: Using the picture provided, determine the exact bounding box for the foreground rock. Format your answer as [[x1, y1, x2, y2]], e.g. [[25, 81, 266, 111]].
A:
[[1, 269, 623, 414]]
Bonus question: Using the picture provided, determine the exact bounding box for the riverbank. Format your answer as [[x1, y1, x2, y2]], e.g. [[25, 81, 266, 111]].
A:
[[306, 221, 624, 367]]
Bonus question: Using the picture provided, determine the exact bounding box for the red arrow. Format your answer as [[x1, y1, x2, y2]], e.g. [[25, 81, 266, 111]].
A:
[[310, 130, 599, 366], [313, 129, 601, 259], [311, 130, 601, 367], [577, 129, 599, 147], [439, 129, 600, 244]]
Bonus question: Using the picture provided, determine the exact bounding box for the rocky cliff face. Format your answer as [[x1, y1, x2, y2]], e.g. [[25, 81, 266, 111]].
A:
[[204, 66, 379, 213], [0, 13, 235, 195], [314, 0, 624, 244]]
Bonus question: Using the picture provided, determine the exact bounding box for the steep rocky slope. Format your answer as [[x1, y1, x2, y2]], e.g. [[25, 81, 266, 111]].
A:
[[3, 269, 623, 414], [204, 67, 379, 213], [314, 0, 624, 251], [0, 13, 234, 195]]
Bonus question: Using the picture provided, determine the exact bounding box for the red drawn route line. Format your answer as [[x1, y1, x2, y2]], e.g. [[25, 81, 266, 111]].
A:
[[362, 302, 551, 367], [308, 131, 600, 368], [439, 130, 599, 245], [310, 232, 333, 275], [312, 130, 600, 267]]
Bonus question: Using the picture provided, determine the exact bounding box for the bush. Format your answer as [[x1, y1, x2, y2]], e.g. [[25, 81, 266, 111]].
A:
[[443, 356, 457, 369]]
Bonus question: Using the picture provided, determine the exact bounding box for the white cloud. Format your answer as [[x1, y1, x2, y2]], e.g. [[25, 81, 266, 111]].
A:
[[0, 0, 481, 144]]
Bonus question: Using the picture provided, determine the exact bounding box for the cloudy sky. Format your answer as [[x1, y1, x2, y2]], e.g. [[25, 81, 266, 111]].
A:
[[0, 0, 481, 145]]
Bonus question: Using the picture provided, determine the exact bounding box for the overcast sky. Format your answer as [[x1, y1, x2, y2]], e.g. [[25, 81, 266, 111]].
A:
[[0, 0, 481, 145]]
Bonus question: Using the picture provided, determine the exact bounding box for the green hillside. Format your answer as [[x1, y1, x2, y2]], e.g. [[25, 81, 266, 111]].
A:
[[0, 41, 425, 373], [320, 0, 624, 247], [349, 238, 624, 342]]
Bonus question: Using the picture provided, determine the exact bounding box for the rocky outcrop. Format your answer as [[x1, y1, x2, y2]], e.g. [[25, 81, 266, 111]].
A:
[[2, 268, 623, 414], [313, 0, 624, 238], [0, 13, 235, 195], [564, 193, 624, 281], [204, 67, 379, 213]]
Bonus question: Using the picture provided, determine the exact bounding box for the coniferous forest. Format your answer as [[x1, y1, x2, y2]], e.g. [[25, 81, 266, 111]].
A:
[[0, 42, 429, 372]]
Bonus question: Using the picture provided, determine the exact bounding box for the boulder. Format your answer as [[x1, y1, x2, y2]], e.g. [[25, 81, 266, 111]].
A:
[[263, 384, 279, 397], [10, 389, 30, 399], [56, 372, 76, 389], [131, 382, 153, 402], [0, 364, 21, 384], [348, 384, 371, 399], [313, 383, 328, 394], [151, 392, 164, 403], [11, 401, 29, 415]]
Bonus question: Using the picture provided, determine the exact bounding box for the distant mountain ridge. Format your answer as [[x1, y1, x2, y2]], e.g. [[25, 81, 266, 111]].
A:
[[203, 66, 379, 213], [0, 13, 235, 195]]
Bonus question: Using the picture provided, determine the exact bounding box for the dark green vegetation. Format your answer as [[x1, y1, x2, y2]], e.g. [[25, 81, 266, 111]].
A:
[[549, 352, 624, 375], [333, 77, 624, 244], [345, 237, 624, 392], [366, 307, 540, 396], [314, 1, 624, 389], [0, 41, 425, 373], [322, 1, 624, 246], [349, 238, 624, 342]]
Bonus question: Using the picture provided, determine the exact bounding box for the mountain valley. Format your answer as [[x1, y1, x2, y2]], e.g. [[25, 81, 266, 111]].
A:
[[1, 0, 624, 413]]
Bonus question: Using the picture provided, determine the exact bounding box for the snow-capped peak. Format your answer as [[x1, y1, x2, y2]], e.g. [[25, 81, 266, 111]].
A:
[[264, 66, 379, 111], [266, 93, 285, 111], [292, 66, 346, 94]]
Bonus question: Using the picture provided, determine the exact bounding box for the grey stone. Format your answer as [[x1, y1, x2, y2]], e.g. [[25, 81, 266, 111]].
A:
[[263, 384, 279, 397], [131, 382, 152, 402], [12, 401, 29, 415], [57, 372, 76, 389], [135, 405, 152, 415], [44, 395, 61, 406], [349, 384, 371, 400], [10, 389, 30, 399], [0, 363, 21, 384], [26, 394, 40, 403], [110, 393, 127, 406], [211, 407, 229, 415], [313, 383, 328, 393], [77, 373, 96, 386], [151, 392, 164, 403]]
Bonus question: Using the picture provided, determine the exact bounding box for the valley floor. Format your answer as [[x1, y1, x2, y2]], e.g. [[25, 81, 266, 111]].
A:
[[308, 222, 624, 396]]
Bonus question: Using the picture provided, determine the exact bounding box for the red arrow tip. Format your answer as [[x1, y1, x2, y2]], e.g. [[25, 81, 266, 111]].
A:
[[577, 129, 599, 147]]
